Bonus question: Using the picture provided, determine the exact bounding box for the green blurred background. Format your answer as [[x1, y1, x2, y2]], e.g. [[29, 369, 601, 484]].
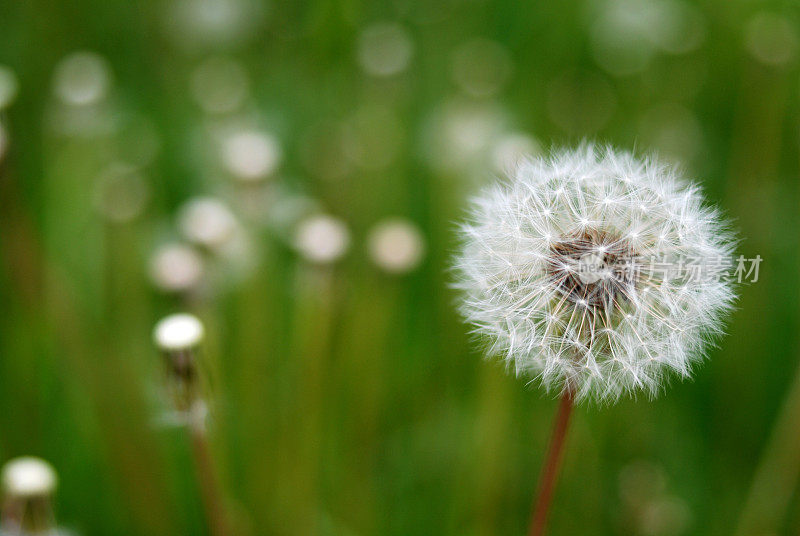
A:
[[1, 0, 799, 534]]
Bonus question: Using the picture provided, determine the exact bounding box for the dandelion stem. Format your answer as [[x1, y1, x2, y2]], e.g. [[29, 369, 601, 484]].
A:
[[189, 414, 233, 536], [735, 354, 800, 535], [528, 389, 574, 536]]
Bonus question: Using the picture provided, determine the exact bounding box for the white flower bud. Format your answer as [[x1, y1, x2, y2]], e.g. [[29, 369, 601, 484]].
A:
[[221, 129, 282, 182], [293, 215, 350, 264], [153, 313, 205, 352], [2, 457, 57, 499], [357, 23, 413, 77], [367, 219, 425, 274], [178, 197, 238, 250], [149, 244, 204, 293], [52, 51, 112, 106]]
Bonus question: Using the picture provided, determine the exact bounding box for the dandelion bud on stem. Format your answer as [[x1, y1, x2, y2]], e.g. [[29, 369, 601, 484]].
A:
[[153, 313, 233, 536], [1, 457, 58, 535]]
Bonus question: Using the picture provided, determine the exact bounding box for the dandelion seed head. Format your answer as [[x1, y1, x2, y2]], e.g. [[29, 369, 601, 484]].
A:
[[153, 313, 205, 352], [453, 144, 737, 403], [149, 244, 204, 293], [52, 51, 112, 106], [178, 197, 238, 250], [368, 218, 425, 274], [294, 215, 350, 264], [93, 163, 150, 223], [357, 22, 414, 77], [2, 457, 57, 498], [220, 129, 282, 182]]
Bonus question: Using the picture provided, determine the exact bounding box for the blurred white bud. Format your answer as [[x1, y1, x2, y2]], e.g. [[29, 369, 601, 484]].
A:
[[2, 457, 57, 499], [0, 65, 19, 110], [357, 22, 414, 77], [590, 0, 656, 75], [491, 132, 540, 174], [221, 129, 282, 182], [178, 197, 238, 250], [422, 100, 508, 177], [93, 163, 150, 223], [294, 215, 350, 264], [368, 219, 425, 274], [589, 0, 704, 76], [647, 0, 705, 55], [745, 12, 798, 66], [52, 51, 112, 106], [451, 39, 513, 98], [149, 244, 204, 293], [166, 0, 263, 50], [190, 56, 250, 114], [153, 313, 205, 352]]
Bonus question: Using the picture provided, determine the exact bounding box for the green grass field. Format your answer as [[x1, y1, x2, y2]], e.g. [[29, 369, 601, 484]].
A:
[[1, 1, 799, 534]]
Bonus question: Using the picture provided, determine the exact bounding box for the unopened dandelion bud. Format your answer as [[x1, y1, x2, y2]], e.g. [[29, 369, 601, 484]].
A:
[[153, 313, 205, 411], [367, 218, 425, 274], [293, 215, 350, 265], [178, 197, 238, 252], [1, 457, 58, 534]]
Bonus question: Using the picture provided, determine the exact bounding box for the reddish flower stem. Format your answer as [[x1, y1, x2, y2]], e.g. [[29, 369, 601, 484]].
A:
[[189, 417, 233, 536], [528, 390, 574, 536]]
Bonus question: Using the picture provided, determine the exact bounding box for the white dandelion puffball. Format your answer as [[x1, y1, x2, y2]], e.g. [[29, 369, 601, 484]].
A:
[[454, 145, 736, 403], [154, 313, 205, 352], [368, 219, 425, 274], [52, 51, 112, 106], [149, 243, 204, 293], [294, 215, 350, 264], [220, 129, 282, 182], [2, 457, 57, 498], [178, 197, 238, 250]]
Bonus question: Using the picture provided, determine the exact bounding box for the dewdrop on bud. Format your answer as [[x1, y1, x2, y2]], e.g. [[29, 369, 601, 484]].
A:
[[1, 457, 58, 534], [367, 219, 425, 274], [293, 215, 350, 264], [178, 197, 238, 251], [149, 244, 204, 293], [454, 144, 737, 403], [221, 129, 282, 182]]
